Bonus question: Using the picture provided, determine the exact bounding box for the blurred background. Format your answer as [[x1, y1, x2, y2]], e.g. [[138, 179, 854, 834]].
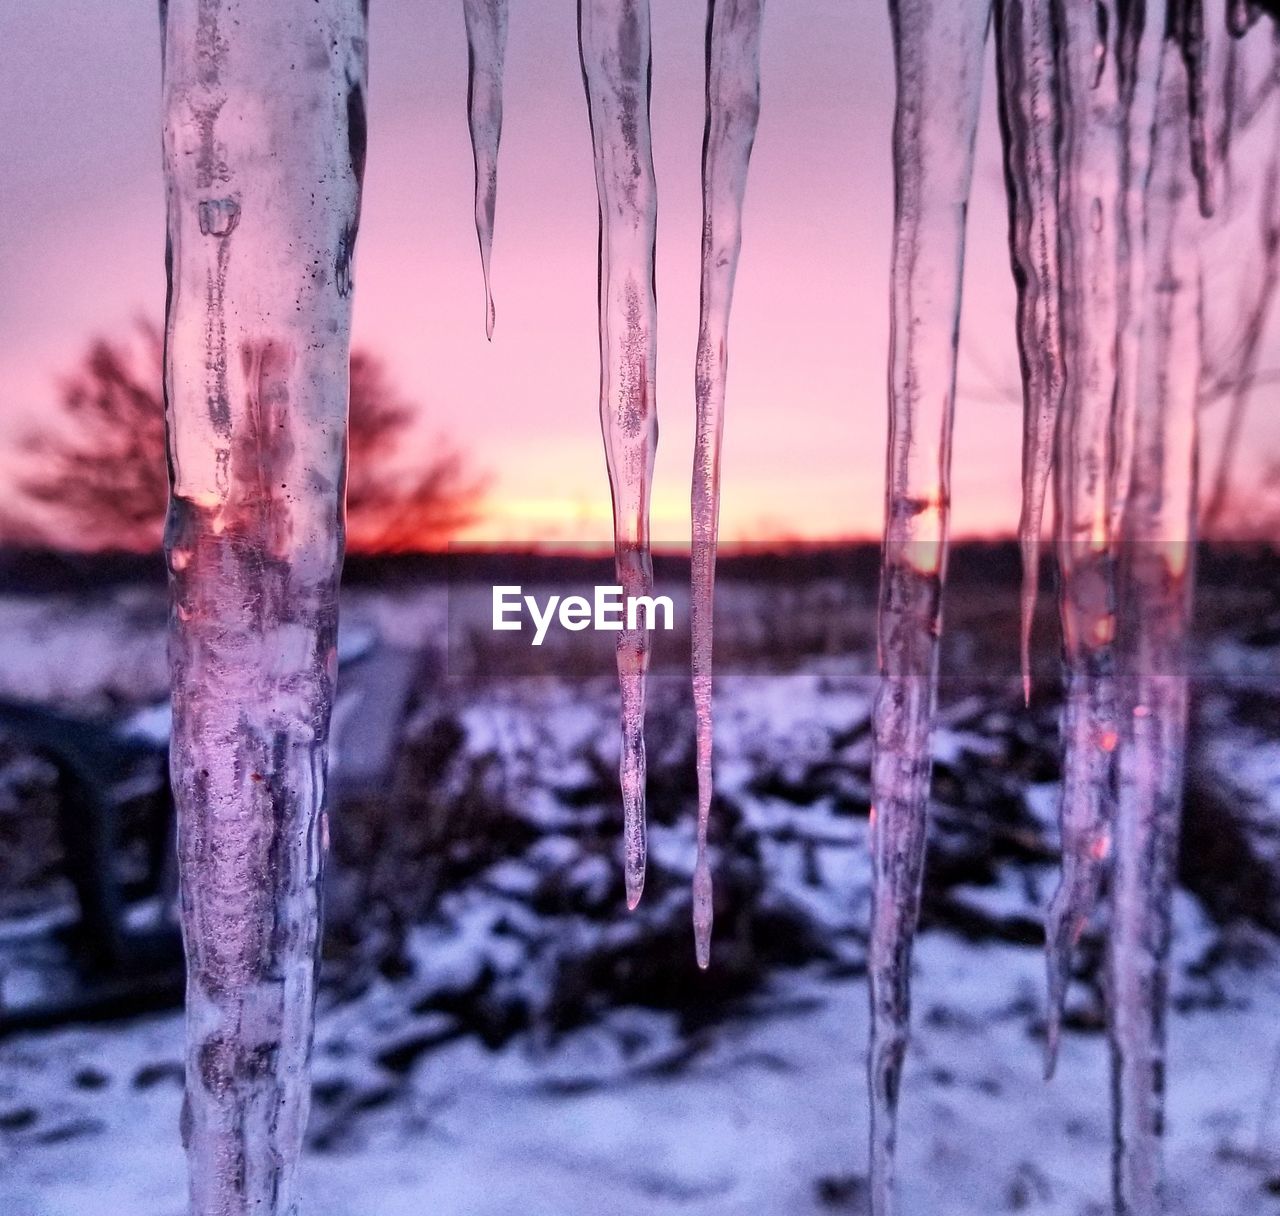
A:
[[2, 4, 1280, 1215]]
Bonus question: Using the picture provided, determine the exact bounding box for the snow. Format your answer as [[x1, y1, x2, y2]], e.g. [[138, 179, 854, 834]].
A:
[[4, 928, 1280, 1215]]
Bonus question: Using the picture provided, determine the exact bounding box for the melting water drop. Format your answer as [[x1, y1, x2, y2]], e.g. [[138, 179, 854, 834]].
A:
[[691, 0, 766, 971], [464, 0, 509, 339], [870, 2, 991, 1210], [578, 0, 659, 910]]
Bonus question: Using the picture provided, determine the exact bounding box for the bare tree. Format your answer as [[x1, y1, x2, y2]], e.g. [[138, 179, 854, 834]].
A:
[[12, 321, 485, 552]]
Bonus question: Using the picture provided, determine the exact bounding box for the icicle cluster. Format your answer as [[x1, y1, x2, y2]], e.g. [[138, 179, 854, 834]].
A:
[[160, 1, 367, 1211], [458, 1, 770, 946], [870, 2, 1280, 1214], [578, 0, 661, 910], [154, 2, 1280, 1212]]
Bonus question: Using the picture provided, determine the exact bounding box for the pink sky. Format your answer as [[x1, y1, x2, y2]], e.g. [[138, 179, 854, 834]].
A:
[[1, 3, 1276, 546]]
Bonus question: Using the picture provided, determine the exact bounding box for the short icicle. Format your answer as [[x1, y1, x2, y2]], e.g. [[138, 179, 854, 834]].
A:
[[463, 0, 510, 339], [992, 0, 1066, 703], [1108, 41, 1202, 1216], [870, 2, 991, 1211], [691, 0, 767, 970], [1172, 0, 1225, 215], [1042, 0, 1126, 1076], [578, 0, 660, 910], [160, 1, 368, 1212], [1227, 0, 1264, 37]]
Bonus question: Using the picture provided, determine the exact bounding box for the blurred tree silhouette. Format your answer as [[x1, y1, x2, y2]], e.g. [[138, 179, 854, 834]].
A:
[[14, 322, 484, 552]]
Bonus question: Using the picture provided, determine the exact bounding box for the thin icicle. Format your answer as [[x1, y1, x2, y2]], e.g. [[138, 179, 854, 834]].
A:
[[160, 2, 367, 1212], [578, 0, 659, 910], [1202, 111, 1280, 528], [993, 0, 1066, 702], [1042, 0, 1126, 1077], [691, 0, 766, 971], [1109, 44, 1201, 1214], [870, 2, 991, 1211], [1173, 0, 1224, 215], [1109, 0, 1168, 547], [1227, 0, 1264, 37], [464, 0, 510, 340]]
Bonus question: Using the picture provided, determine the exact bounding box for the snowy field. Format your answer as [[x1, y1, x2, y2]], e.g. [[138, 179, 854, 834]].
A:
[[2, 565, 1279, 1214], [4, 929, 1280, 1215]]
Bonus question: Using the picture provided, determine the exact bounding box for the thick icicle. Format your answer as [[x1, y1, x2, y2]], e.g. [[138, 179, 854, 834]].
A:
[[1108, 46, 1201, 1215], [160, 2, 367, 1212], [690, 0, 766, 971], [464, 0, 510, 339], [869, 2, 991, 1211], [993, 0, 1066, 701], [578, 0, 659, 910], [1042, 0, 1126, 1076]]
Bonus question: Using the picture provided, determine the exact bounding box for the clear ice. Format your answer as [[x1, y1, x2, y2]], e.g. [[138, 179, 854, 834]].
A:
[[993, 0, 1066, 700], [1043, 0, 1126, 1075], [464, 0, 510, 340], [869, 2, 991, 1211], [160, 1, 367, 1211], [1108, 39, 1202, 1214], [1109, 0, 1168, 548], [578, 0, 660, 910], [1173, 0, 1224, 216], [691, 0, 766, 970]]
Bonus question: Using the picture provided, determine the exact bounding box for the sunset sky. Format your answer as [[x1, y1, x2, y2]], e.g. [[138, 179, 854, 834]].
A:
[[2, 2, 1277, 547]]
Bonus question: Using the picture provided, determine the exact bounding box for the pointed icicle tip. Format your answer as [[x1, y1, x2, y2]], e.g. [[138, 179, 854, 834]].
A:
[[625, 867, 645, 912], [693, 855, 714, 970], [1019, 548, 1040, 706], [1043, 1015, 1062, 1080], [1043, 933, 1067, 1079]]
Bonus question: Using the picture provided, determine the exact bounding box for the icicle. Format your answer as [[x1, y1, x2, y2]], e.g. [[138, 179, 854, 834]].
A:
[[1108, 43, 1201, 1215], [1172, 0, 1224, 215], [1109, 0, 1169, 547], [160, 3, 367, 1212], [870, 2, 991, 1211], [690, 0, 766, 971], [993, 0, 1066, 702], [1042, 0, 1126, 1077], [1227, 0, 1263, 37], [578, 0, 659, 910], [464, 0, 509, 340], [1201, 103, 1280, 529]]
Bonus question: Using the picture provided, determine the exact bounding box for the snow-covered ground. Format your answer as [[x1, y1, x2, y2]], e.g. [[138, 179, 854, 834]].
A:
[[2, 575, 1279, 1214], [3, 923, 1279, 1215]]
